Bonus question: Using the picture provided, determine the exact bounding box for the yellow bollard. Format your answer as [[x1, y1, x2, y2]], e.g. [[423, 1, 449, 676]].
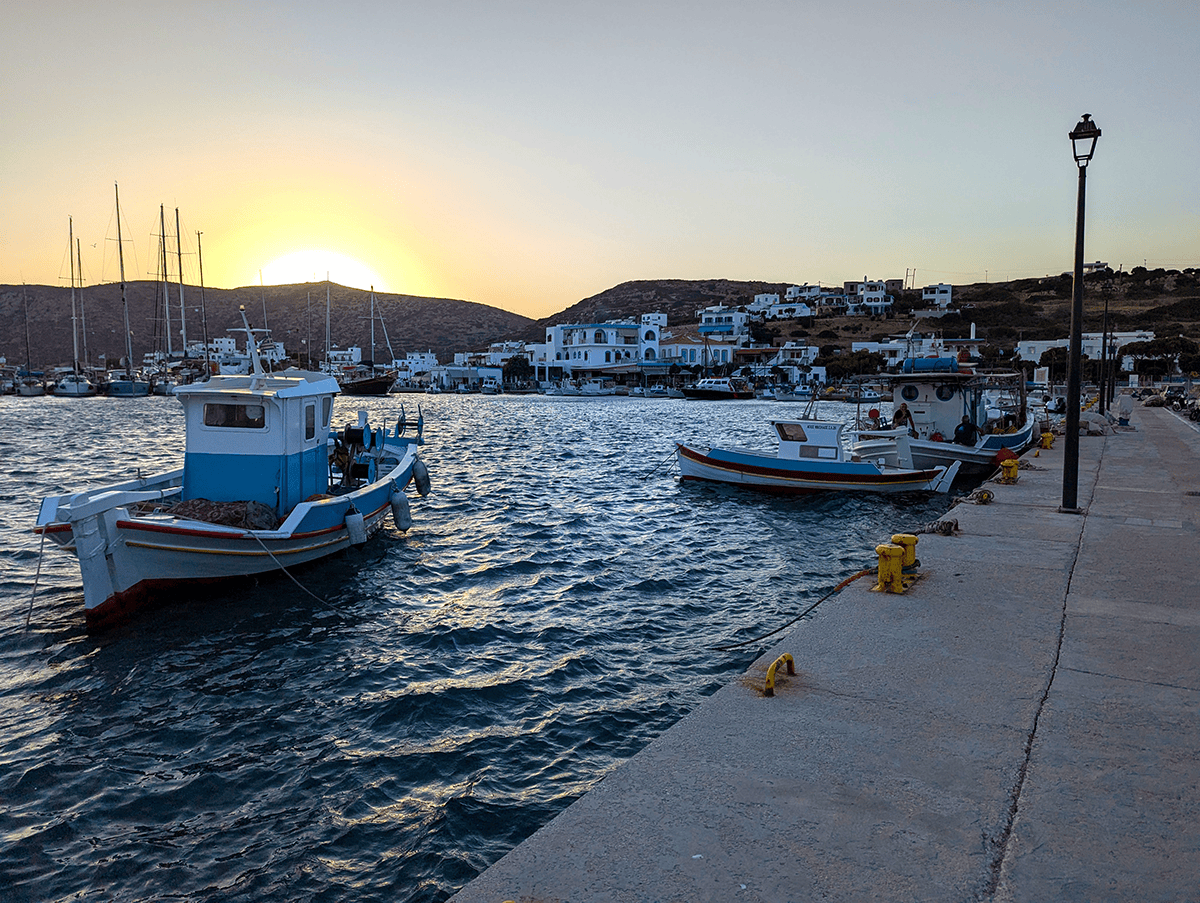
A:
[[1000, 458, 1019, 481], [875, 542, 905, 593], [764, 653, 795, 697], [1040, 432, 1055, 449], [891, 533, 919, 570]]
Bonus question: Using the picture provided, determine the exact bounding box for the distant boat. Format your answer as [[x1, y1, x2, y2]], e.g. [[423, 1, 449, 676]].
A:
[[15, 285, 45, 396], [108, 183, 150, 397], [676, 419, 959, 495], [681, 377, 755, 400], [54, 219, 98, 397], [339, 366, 396, 396]]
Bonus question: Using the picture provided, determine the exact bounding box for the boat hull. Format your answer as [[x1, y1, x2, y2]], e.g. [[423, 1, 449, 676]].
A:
[[854, 420, 1035, 475], [675, 442, 953, 494], [36, 447, 421, 631]]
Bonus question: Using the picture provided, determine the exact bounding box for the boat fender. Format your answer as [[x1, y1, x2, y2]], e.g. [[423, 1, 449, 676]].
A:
[[412, 458, 431, 497], [390, 489, 412, 532], [930, 432, 944, 442], [345, 507, 367, 545]]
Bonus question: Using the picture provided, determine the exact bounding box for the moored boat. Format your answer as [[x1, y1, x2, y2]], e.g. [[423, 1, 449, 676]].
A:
[[33, 309, 431, 632], [680, 377, 756, 400], [676, 419, 959, 494], [852, 360, 1035, 475]]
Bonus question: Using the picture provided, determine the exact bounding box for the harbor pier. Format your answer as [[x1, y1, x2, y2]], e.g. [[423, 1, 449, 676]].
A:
[[453, 405, 1199, 902]]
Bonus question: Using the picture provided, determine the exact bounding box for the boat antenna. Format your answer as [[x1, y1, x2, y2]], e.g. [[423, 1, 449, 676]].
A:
[[69, 217, 79, 375], [239, 305, 265, 378], [77, 236, 89, 369]]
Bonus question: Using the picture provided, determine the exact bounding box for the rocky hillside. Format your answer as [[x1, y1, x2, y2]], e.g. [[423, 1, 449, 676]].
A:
[[0, 282, 533, 370], [4, 268, 1197, 371]]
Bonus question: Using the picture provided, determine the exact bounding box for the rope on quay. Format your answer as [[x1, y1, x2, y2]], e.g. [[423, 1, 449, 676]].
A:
[[714, 568, 873, 652]]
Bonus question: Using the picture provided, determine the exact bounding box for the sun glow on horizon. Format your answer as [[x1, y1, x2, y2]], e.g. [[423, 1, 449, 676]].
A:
[[260, 250, 389, 292]]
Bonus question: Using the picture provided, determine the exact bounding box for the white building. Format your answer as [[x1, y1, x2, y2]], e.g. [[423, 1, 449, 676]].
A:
[[540, 313, 666, 376], [697, 306, 751, 341], [1017, 331, 1154, 368], [844, 278, 894, 316], [922, 283, 953, 309]]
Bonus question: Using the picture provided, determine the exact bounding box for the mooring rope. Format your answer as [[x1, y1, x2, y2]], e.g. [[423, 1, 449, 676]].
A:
[[24, 528, 48, 630], [250, 532, 329, 604], [714, 568, 873, 652]]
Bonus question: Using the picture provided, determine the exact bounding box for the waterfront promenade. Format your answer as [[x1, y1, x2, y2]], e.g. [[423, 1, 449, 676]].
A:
[[453, 404, 1199, 902]]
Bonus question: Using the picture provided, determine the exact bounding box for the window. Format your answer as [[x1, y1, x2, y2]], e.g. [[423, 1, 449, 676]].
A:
[[203, 402, 266, 429], [595, 330, 606, 343], [645, 329, 656, 341], [322, 397, 332, 427], [936, 385, 956, 401], [901, 385, 919, 401], [305, 404, 316, 440]]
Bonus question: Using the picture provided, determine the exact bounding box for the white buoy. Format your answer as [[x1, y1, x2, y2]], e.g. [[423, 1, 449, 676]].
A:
[[345, 509, 367, 545], [412, 459, 431, 497], [390, 490, 412, 531]]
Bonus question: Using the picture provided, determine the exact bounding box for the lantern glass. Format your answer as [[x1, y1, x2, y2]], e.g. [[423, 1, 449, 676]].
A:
[[1070, 114, 1101, 166]]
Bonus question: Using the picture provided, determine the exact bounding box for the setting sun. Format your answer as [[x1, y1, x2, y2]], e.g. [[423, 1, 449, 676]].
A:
[[260, 250, 389, 292]]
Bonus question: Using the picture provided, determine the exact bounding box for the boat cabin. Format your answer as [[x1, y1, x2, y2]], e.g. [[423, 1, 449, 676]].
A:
[[173, 369, 338, 517], [773, 420, 848, 461]]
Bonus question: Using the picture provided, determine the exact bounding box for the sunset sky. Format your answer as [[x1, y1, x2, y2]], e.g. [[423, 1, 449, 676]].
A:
[[3, 1, 1197, 320]]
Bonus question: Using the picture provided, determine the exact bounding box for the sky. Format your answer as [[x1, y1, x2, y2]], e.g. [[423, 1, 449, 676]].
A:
[[3, 1, 1197, 320]]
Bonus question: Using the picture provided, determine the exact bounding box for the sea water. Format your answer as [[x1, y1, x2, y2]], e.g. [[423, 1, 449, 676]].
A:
[[0, 393, 952, 902]]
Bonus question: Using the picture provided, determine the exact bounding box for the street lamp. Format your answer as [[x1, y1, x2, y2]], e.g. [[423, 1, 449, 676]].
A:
[[1062, 113, 1101, 512]]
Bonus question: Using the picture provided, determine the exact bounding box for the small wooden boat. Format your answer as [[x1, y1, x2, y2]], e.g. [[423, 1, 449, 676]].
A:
[[676, 419, 959, 495]]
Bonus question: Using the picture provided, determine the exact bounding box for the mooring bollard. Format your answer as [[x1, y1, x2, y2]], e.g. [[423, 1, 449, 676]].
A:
[[1001, 458, 1019, 481], [764, 653, 795, 697], [890, 533, 919, 571], [875, 542, 905, 593]]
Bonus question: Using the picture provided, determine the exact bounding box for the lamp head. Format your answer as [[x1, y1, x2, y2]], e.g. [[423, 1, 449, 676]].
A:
[[1070, 113, 1101, 166]]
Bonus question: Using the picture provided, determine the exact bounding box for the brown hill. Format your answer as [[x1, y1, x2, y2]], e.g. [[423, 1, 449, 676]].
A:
[[4, 268, 1196, 372], [0, 282, 533, 371]]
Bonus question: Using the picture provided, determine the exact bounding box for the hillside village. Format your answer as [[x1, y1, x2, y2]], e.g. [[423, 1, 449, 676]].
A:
[[2, 266, 1198, 393]]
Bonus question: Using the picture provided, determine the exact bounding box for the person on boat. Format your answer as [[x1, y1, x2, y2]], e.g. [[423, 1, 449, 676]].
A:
[[953, 415, 981, 446], [891, 403, 916, 436]]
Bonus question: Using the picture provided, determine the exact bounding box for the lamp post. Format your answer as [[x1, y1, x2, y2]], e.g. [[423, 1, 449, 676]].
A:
[[1062, 113, 1101, 512]]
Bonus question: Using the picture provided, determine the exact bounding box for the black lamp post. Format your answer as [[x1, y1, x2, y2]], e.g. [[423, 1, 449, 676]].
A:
[[1062, 113, 1101, 512]]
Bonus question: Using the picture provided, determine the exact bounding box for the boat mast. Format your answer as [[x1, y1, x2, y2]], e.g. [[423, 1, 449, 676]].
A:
[[325, 279, 331, 373], [115, 183, 134, 379], [69, 217, 80, 375], [196, 231, 211, 375], [369, 288, 376, 371], [159, 205, 173, 358], [22, 284, 34, 376], [175, 208, 187, 355], [77, 237, 89, 369]]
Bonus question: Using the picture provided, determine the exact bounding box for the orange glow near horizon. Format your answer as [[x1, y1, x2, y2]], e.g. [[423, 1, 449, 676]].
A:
[[260, 250, 389, 292]]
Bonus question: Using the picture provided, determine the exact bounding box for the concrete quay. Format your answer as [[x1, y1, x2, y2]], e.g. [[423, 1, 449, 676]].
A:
[[452, 405, 1199, 903]]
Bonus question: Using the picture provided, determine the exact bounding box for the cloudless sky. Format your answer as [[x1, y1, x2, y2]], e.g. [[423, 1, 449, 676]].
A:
[[3, 1, 1197, 319]]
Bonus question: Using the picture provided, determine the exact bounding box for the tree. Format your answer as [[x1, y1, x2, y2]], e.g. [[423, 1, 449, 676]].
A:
[[503, 354, 532, 384]]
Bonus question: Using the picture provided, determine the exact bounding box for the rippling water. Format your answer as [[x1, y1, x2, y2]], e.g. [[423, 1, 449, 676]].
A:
[[0, 393, 953, 902]]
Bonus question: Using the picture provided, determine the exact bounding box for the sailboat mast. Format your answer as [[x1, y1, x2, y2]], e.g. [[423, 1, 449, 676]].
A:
[[22, 284, 34, 375], [369, 287, 376, 370], [175, 207, 187, 354], [115, 183, 134, 378], [325, 280, 331, 373], [69, 217, 80, 374], [159, 204, 172, 357], [197, 231, 211, 374], [77, 237, 89, 368]]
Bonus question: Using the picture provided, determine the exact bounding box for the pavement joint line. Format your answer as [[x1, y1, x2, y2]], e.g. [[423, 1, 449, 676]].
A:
[[1059, 666, 1200, 694]]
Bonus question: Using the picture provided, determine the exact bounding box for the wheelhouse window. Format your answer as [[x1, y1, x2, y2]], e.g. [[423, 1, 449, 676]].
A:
[[204, 403, 266, 429], [322, 397, 332, 428], [305, 404, 316, 440]]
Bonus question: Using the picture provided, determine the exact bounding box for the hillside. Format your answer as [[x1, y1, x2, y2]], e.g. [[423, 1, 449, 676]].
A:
[[0, 282, 533, 370], [3, 268, 1197, 371]]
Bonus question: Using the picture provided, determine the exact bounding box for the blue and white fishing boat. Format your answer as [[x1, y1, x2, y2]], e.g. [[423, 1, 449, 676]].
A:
[[852, 359, 1035, 476], [676, 419, 959, 495], [34, 308, 431, 631]]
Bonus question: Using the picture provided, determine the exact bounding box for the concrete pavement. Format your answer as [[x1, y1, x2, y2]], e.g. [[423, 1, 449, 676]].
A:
[[452, 404, 1199, 903]]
